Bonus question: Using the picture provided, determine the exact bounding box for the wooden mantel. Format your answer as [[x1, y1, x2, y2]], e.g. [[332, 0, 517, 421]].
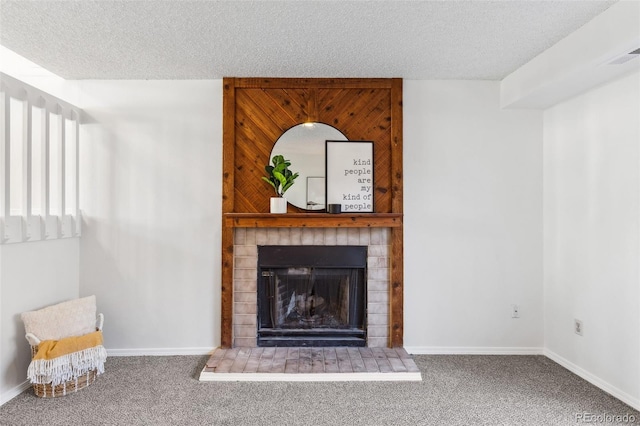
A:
[[224, 213, 402, 228], [221, 77, 403, 348]]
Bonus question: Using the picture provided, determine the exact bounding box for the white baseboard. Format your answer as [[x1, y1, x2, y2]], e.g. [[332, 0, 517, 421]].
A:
[[107, 347, 215, 357], [1, 380, 30, 406], [544, 349, 640, 411], [405, 346, 544, 355]]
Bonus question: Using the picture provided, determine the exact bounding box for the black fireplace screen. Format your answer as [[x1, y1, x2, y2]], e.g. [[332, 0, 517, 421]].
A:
[[257, 246, 367, 347]]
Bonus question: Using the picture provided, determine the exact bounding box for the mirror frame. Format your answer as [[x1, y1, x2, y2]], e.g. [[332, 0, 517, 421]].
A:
[[269, 122, 347, 211]]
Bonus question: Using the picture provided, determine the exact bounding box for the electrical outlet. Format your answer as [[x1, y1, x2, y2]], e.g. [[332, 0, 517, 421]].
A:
[[574, 319, 583, 336], [511, 304, 520, 318]]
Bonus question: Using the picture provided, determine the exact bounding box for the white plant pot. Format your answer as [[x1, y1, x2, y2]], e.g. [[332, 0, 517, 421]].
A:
[[270, 197, 287, 214]]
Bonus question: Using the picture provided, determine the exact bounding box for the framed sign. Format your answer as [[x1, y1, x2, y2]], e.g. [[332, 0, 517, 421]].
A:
[[325, 140, 374, 212]]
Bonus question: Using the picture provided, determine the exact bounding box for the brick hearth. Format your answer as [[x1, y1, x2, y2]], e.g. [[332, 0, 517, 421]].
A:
[[199, 347, 421, 381]]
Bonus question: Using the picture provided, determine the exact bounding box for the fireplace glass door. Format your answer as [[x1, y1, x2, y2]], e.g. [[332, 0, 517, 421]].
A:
[[257, 246, 366, 347]]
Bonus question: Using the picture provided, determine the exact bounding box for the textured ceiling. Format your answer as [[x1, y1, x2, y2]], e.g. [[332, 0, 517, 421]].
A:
[[0, 0, 618, 80]]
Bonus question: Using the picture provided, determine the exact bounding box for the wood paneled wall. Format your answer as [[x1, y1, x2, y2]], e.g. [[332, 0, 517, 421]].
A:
[[221, 78, 404, 347]]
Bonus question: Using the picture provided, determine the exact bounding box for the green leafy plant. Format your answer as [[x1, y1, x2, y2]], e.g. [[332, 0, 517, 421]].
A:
[[261, 154, 299, 197]]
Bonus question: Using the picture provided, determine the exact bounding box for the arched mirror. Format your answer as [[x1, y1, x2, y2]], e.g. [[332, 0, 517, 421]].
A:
[[269, 122, 348, 210]]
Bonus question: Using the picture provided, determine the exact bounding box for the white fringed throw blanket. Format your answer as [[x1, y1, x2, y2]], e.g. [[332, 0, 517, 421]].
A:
[[27, 330, 107, 386]]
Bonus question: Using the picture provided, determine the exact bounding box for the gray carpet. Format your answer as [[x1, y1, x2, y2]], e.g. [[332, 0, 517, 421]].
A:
[[1, 355, 637, 425]]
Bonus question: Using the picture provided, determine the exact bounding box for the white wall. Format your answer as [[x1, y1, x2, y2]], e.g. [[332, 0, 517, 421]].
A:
[[78, 80, 222, 354], [0, 52, 82, 404], [543, 71, 640, 409], [0, 239, 79, 404], [77, 79, 544, 357], [403, 80, 543, 353]]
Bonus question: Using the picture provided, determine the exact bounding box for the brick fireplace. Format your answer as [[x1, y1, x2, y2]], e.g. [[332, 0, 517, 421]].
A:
[[232, 227, 391, 348]]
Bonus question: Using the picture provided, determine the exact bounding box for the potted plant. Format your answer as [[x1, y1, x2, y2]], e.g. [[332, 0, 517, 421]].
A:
[[262, 154, 299, 213]]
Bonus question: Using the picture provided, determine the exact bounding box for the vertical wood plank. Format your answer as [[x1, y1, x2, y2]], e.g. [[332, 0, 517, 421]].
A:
[[307, 88, 317, 122], [390, 78, 403, 215], [221, 78, 237, 348], [221, 226, 234, 348], [389, 78, 404, 347]]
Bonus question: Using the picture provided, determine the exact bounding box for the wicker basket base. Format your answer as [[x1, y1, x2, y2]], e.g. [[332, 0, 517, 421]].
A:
[[32, 369, 97, 398]]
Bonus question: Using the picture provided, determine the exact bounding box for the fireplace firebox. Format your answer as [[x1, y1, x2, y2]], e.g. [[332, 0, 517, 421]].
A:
[[257, 246, 367, 347]]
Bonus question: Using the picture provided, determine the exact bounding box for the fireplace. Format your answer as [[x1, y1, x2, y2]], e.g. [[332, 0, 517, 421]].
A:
[[232, 227, 390, 348], [257, 246, 367, 347]]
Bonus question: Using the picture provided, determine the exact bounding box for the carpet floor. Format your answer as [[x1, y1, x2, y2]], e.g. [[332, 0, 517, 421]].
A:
[[0, 354, 637, 425]]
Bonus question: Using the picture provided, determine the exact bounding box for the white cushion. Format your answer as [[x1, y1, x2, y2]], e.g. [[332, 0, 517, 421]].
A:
[[21, 295, 97, 341]]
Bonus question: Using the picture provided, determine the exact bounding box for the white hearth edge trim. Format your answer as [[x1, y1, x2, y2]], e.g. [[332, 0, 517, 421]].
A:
[[199, 371, 422, 382]]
